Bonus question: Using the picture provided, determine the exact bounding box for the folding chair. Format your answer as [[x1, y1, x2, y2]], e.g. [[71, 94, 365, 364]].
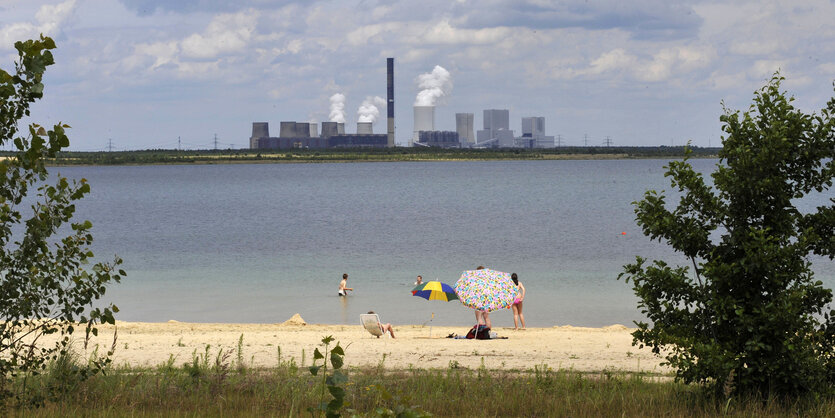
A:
[[360, 313, 390, 338]]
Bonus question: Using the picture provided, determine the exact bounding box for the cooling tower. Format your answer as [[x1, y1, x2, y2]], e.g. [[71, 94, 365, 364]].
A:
[[250, 122, 269, 149], [357, 122, 373, 134], [387, 57, 395, 147], [251, 122, 269, 139], [309, 123, 318, 137], [321, 122, 338, 138], [337, 123, 345, 134], [413, 106, 435, 143], [296, 122, 310, 138], [280, 122, 297, 138]]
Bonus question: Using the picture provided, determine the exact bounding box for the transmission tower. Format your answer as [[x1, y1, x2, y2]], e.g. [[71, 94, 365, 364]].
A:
[[214, 133, 218, 150], [178, 136, 181, 151], [556, 134, 562, 147], [108, 138, 113, 152], [584, 133, 589, 147], [604, 136, 613, 147]]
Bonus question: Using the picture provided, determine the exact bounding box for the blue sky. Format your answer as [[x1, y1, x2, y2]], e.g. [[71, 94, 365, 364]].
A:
[[1, 0, 834, 150]]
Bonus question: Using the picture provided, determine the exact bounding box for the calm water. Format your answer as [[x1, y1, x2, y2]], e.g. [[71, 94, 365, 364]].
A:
[[51, 160, 834, 328]]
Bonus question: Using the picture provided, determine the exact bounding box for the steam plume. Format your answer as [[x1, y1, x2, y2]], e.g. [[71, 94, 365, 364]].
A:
[[329, 93, 346, 123], [357, 96, 386, 123], [414, 65, 452, 106]]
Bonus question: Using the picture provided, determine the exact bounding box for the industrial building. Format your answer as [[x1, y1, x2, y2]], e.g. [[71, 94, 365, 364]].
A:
[[250, 58, 395, 150], [417, 130, 459, 147], [520, 116, 555, 148], [456, 113, 474, 144], [250, 121, 387, 149], [476, 109, 515, 147]]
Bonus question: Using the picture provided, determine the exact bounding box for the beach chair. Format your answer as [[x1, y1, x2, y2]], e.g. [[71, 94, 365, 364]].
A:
[[360, 313, 390, 338]]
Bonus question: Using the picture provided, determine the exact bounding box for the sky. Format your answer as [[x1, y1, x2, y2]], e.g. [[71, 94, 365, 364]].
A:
[[1, 0, 834, 151]]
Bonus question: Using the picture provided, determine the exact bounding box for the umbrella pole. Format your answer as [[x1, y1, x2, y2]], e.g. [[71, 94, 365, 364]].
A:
[[429, 312, 434, 337]]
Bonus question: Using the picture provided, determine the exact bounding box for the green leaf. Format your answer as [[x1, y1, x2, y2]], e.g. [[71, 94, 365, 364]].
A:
[[327, 370, 348, 386], [313, 347, 324, 360], [327, 385, 345, 400], [330, 351, 344, 369], [308, 365, 320, 376]]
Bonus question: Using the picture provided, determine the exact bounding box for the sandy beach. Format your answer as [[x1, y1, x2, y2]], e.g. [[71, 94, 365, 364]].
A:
[[72, 317, 670, 375]]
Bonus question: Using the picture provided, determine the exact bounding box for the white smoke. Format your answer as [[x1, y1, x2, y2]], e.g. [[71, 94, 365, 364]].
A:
[[329, 93, 346, 123], [414, 65, 452, 106], [357, 96, 386, 123]]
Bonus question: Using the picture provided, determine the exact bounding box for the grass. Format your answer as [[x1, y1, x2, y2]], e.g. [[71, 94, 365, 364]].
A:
[[3, 344, 835, 417]]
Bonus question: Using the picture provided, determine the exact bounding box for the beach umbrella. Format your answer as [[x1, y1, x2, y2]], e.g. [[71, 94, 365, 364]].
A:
[[454, 268, 518, 312], [411, 281, 458, 337], [411, 281, 459, 302]]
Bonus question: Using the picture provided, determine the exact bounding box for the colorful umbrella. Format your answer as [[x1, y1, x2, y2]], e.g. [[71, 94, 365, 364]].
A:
[[454, 268, 518, 312], [412, 281, 459, 302]]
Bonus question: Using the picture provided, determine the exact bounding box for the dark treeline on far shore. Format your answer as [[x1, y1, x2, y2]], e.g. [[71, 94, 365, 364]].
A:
[[14, 145, 722, 166]]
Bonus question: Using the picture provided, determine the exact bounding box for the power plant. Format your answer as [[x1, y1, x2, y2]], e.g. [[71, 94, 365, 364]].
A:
[[248, 57, 558, 150]]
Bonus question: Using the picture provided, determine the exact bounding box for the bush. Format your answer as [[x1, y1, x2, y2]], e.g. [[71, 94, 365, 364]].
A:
[[620, 74, 835, 397], [0, 36, 123, 403]]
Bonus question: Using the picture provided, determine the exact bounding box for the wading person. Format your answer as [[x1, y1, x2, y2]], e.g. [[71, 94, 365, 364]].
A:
[[338, 273, 353, 296]]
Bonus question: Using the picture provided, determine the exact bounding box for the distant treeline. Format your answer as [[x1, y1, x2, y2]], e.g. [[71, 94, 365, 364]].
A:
[[6, 145, 721, 166]]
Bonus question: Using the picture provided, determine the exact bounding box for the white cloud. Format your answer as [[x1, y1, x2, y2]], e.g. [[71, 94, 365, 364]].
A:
[[587, 48, 638, 75], [134, 40, 178, 70], [419, 20, 510, 45], [180, 9, 258, 59], [0, 0, 77, 49], [750, 59, 786, 80]]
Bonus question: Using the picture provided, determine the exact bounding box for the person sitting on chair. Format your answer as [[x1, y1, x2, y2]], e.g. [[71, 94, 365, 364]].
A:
[[367, 311, 396, 338]]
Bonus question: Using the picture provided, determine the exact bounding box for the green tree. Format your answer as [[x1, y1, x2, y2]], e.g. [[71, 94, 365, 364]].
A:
[[620, 74, 835, 397], [0, 36, 123, 401]]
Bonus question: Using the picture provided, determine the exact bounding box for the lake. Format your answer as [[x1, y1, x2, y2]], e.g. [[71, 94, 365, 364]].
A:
[[51, 159, 834, 328]]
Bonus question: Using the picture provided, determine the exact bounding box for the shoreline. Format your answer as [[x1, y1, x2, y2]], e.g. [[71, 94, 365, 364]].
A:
[[71, 320, 671, 375]]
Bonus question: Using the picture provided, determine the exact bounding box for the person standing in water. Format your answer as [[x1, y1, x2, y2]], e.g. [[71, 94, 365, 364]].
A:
[[338, 273, 353, 296], [511, 272, 526, 330]]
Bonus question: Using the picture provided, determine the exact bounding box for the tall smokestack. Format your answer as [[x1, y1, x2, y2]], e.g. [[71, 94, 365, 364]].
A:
[[387, 57, 394, 147]]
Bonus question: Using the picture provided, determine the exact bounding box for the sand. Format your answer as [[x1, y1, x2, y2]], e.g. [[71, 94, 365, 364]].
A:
[[70, 317, 670, 375]]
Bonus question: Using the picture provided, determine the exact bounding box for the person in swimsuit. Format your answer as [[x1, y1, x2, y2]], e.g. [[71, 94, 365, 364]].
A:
[[415, 275, 423, 286], [367, 311, 396, 338], [338, 273, 353, 296], [511, 272, 526, 330]]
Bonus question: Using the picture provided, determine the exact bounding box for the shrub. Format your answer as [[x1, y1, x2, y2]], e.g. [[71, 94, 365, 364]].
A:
[[620, 74, 835, 397]]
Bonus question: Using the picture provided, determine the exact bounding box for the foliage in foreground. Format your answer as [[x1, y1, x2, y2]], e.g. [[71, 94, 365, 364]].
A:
[[621, 74, 835, 397], [4, 343, 835, 417], [0, 36, 123, 402]]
